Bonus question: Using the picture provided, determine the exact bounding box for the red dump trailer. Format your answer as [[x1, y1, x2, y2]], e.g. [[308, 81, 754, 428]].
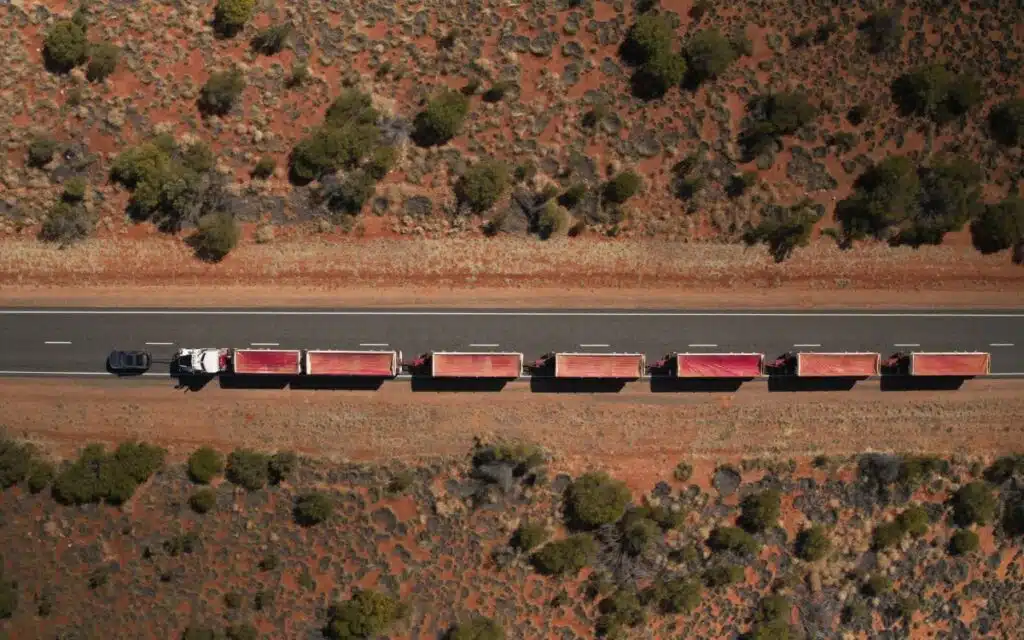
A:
[[304, 350, 402, 377], [532, 352, 646, 379], [232, 349, 303, 375], [655, 353, 764, 378], [770, 352, 880, 377], [412, 352, 523, 378], [887, 351, 991, 377]]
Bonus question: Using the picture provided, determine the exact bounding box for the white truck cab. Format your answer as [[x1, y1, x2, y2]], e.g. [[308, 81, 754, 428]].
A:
[[174, 348, 228, 375]]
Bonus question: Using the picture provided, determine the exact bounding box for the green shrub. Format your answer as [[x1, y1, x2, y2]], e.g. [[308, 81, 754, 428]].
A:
[[258, 553, 280, 571], [739, 490, 781, 532], [603, 171, 642, 204], [226, 449, 270, 491], [455, 159, 509, 213], [835, 155, 920, 243], [386, 470, 414, 494], [536, 200, 570, 239], [224, 591, 243, 609], [287, 61, 310, 88], [225, 623, 258, 640], [366, 146, 397, 181], [86, 41, 119, 82], [189, 488, 216, 514], [595, 589, 645, 637], [62, 177, 88, 203], [1002, 499, 1024, 536], [0, 580, 17, 619], [631, 49, 686, 100], [324, 90, 378, 128], [951, 481, 997, 527], [620, 13, 675, 66], [989, 98, 1024, 146], [971, 196, 1024, 255], [52, 443, 160, 506], [254, 590, 274, 611], [213, 0, 256, 37], [558, 183, 587, 209], [899, 455, 949, 487], [191, 211, 239, 262], [743, 201, 817, 263], [44, 19, 88, 73], [325, 170, 377, 215], [198, 68, 245, 116], [483, 80, 517, 103], [252, 156, 276, 179], [412, 89, 470, 147], [740, 92, 818, 158], [28, 135, 59, 169], [621, 516, 660, 556], [511, 522, 549, 552], [27, 460, 55, 494], [113, 441, 166, 483], [289, 123, 379, 182], [794, 526, 830, 561], [251, 23, 292, 55], [702, 564, 744, 588], [324, 589, 406, 640], [39, 201, 93, 245], [949, 529, 979, 556], [446, 616, 504, 640], [269, 451, 297, 485], [707, 526, 761, 556], [860, 9, 903, 54], [685, 29, 736, 85], [294, 491, 334, 526], [897, 504, 930, 538], [110, 141, 170, 190], [891, 65, 982, 123], [872, 521, 904, 550], [984, 455, 1024, 484], [861, 573, 892, 597], [182, 627, 219, 640], [0, 439, 40, 488], [530, 534, 596, 576], [565, 471, 630, 529]]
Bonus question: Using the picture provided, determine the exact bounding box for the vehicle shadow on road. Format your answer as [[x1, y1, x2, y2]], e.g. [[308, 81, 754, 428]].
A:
[[767, 376, 861, 392], [410, 377, 511, 392], [289, 377, 386, 391], [218, 375, 291, 390], [529, 378, 628, 393], [649, 377, 747, 393], [173, 375, 215, 392], [879, 376, 968, 392]]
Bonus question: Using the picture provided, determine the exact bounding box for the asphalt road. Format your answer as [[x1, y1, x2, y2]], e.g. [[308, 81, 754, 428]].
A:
[[0, 308, 1021, 376]]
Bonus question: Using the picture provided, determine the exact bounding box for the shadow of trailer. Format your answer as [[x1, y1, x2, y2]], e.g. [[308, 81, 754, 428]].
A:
[[529, 378, 629, 394], [410, 377, 511, 392], [650, 377, 747, 393]]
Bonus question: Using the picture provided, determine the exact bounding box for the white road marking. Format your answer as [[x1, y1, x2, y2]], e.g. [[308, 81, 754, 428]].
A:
[[145, 342, 173, 346], [250, 342, 280, 346], [469, 343, 499, 347], [688, 344, 718, 348], [359, 343, 389, 347], [579, 344, 610, 348], [991, 343, 1014, 347], [893, 343, 920, 347], [793, 343, 821, 348], [3, 310, 1023, 318], [44, 341, 71, 345]]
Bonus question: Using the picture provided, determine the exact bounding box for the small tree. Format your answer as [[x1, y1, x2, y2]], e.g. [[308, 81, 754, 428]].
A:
[[198, 68, 245, 116], [289, 123, 379, 182], [794, 526, 830, 561], [707, 526, 761, 556], [455, 159, 510, 213], [62, 177, 87, 202], [214, 0, 256, 38], [872, 521, 904, 550], [603, 171, 642, 204], [252, 156, 276, 179], [324, 90, 378, 128], [189, 488, 217, 514], [188, 446, 224, 484], [446, 616, 505, 640], [530, 534, 596, 576], [951, 482, 997, 527], [412, 89, 470, 147], [86, 41, 120, 82], [192, 211, 239, 262], [44, 19, 88, 73], [226, 449, 269, 491], [989, 98, 1024, 146], [948, 529, 979, 556], [897, 504, 930, 538], [702, 564, 744, 588], [835, 155, 920, 243], [325, 170, 377, 215], [739, 490, 781, 533], [565, 472, 631, 529], [620, 13, 675, 66], [251, 23, 292, 55], [860, 9, 903, 55], [647, 577, 702, 614], [861, 574, 892, 597], [366, 146, 397, 181], [511, 522, 549, 552], [324, 589, 406, 640], [536, 200, 571, 239], [971, 196, 1024, 254], [268, 451, 297, 484], [39, 201, 93, 245], [295, 491, 334, 526], [595, 589, 646, 637], [685, 29, 736, 85], [113, 441, 166, 484], [27, 136, 59, 169], [743, 201, 817, 262], [631, 49, 686, 100], [0, 579, 17, 620]]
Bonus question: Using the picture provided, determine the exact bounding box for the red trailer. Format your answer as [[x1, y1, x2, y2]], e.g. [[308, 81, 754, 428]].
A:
[[887, 352, 991, 377], [232, 349, 303, 375], [770, 352, 880, 377], [304, 350, 401, 377], [412, 352, 523, 378], [532, 352, 646, 379], [655, 353, 764, 378]]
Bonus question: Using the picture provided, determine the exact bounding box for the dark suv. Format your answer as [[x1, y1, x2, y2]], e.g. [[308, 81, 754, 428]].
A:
[[108, 350, 152, 374]]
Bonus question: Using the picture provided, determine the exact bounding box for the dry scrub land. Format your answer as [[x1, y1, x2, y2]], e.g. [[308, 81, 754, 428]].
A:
[[1, 0, 1023, 297]]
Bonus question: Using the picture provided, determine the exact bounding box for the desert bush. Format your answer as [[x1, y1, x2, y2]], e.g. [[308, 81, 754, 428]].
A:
[[324, 589, 406, 640], [899, 455, 949, 487], [860, 9, 903, 54], [707, 526, 761, 556], [537, 200, 571, 239], [989, 98, 1024, 146], [27, 460, 55, 494], [511, 522, 549, 552], [386, 470, 414, 494], [984, 455, 1024, 484], [62, 177, 87, 202], [189, 488, 216, 514], [44, 19, 88, 73], [483, 80, 517, 103], [191, 211, 239, 262], [835, 155, 920, 244], [558, 183, 587, 209], [366, 146, 397, 181], [113, 441, 166, 483], [251, 23, 292, 55], [446, 616, 504, 640], [643, 577, 702, 614], [949, 529, 979, 556], [897, 504, 930, 537], [39, 201, 93, 245], [620, 13, 675, 65], [290, 123, 379, 182], [631, 48, 686, 100], [530, 534, 596, 576], [0, 439, 39, 488], [287, 61, 310, 87], [269, 451, 297, 484], [685, 29, 736, 85], [892, 65, 982, 123], [258, 553, 280, 571], [0, 580, 16, 619], [1002, 499, 1024, 536], [412, 89, 470, 147], [325, 170, 377, 215], [726, 171, 758, 197], [603, 171, 642, 204], [621, 515, 660, 556], [325, 90, 378, 128], [702, 564, 744, 588], [566, 472, 631, 529], [226, 449, 269, 491], [252, 156, 276, 179], [595, 589, 645, 636], [743, 201, 817, 262], [52, 442, 162, 506], [794, 526, 830, 561], [27, 135, 59, 169], [951, 481, 997, 527], [872, 521, 904, 550], [739, 490, 781, 533], [182, 627, 218, 640], [213, 0, 255, 37], [740, 91, 817, 158], [971, 196, 1024, 255], [198, 68, 245, 116], [861, 574, 892, 597], [225, 624, 257, 640], [294, 491, 333, 526], [673, 461, 693, 482], [86, 41, 119, 82], [456, 159, 509, 213]]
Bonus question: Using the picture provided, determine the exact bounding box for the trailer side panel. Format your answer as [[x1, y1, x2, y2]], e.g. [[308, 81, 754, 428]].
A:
[[910, 352, 991, 376], [431, 353, 523, 378], [676, 353, 763, 378], [797, 352, 879, 377], [233, 349, 302, 375], [555, 353, 645, 379], [306, 350, 398, 376]]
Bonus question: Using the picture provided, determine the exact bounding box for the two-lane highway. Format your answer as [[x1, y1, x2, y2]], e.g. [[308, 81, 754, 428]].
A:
[[0, 308, 1022, 376]]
